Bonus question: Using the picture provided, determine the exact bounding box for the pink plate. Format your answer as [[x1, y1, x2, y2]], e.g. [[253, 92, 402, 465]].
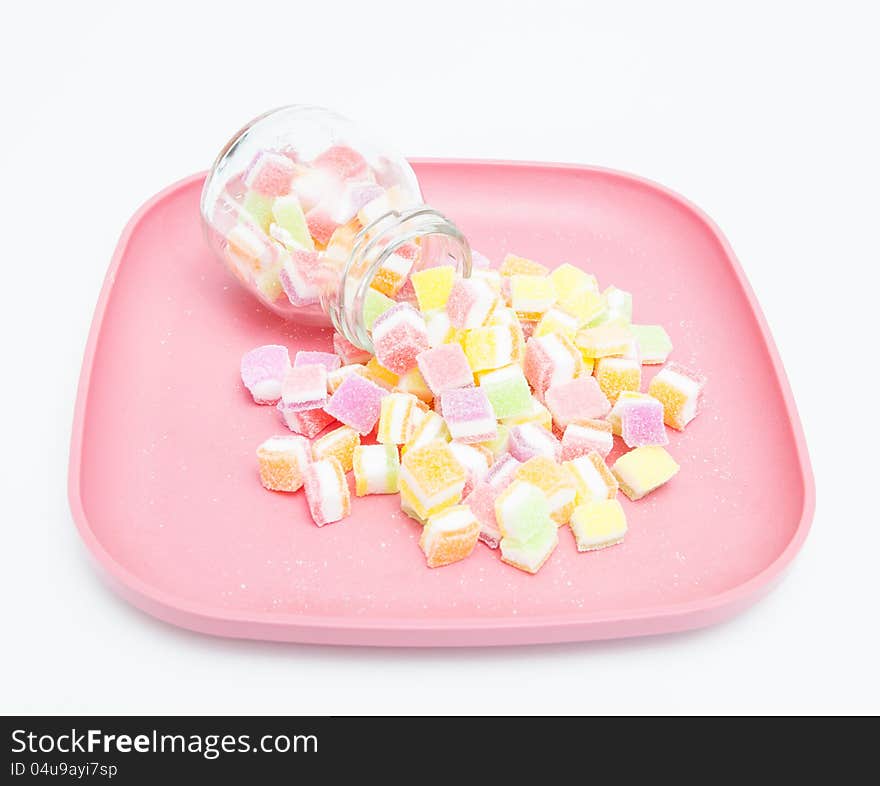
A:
[[68, 161, 814, 646]]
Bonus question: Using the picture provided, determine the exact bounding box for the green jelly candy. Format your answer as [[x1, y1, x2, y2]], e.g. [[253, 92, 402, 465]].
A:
[[630, 324, 673, 364], [363, 288, 396, 331], [478, 364, 532, 420], [241, 190, 274, 233], [495, 480, 555, 542], [271, 193, 314, 251]]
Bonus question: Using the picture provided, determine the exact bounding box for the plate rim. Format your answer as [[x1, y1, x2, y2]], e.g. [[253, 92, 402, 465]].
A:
[[68, 161, 815, 646]]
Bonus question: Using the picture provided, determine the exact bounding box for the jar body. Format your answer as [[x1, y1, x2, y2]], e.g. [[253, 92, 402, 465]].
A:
[[200, 105, 471, 349]]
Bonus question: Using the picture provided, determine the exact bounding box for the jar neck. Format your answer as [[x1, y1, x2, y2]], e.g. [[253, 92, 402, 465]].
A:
[[327, 205, 471, 352]]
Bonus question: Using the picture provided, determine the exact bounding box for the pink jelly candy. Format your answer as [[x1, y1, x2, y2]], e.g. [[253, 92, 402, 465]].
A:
[[305, 206, 339, 247], [523, 334, 581, 398], [371, 303, 430, 375], [485, 454, 522, 490], [279, 248, 322, 307], [277, 404, 336, 438], [312, 145, 369, 181], [416, 343, 474, 396], [333, 333, 372, 365], [279, 364, 328, 412], [620, 396, 669, 448], [294, 350, 342, 374], [244, 151, 295, 197], [303, 457, 351, 527], [561, 420, 614, 461], [446, 278, 496, 329], [465, 481, 502, 549], [323, 372, 387, 435], [394, 276, 419, 307], [240, 344, 290, 404], [544, 376, 611, 429], [439, 387, 497, 444]]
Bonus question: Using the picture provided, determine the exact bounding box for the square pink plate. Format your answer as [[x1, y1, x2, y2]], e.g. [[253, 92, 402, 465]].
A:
[[68, 161, 814, 646]]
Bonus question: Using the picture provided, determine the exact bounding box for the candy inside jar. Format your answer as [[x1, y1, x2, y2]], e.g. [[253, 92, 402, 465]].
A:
[[200, 105, 471, 351]]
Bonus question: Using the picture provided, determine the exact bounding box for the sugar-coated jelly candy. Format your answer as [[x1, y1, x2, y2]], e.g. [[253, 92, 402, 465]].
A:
[[304, 457, 351, 526], [256, 435, 311, 492], [241, 345, 290, 404], [612, 446, 679, 501], [570, 499, 628, 552], [419, 506, 481, 568]]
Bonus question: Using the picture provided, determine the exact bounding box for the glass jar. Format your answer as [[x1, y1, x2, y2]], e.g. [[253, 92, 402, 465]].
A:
[[200, 105, 472, 351]]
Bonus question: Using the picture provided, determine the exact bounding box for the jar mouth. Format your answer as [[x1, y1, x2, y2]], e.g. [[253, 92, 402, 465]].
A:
[[331, 206, 472, 353]]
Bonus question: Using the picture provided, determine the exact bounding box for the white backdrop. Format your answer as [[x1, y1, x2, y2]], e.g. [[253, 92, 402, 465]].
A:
[[3, 0, 878, 715]]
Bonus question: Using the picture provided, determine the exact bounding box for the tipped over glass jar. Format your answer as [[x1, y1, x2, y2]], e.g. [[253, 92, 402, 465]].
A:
[[200, 105, 472, 351]]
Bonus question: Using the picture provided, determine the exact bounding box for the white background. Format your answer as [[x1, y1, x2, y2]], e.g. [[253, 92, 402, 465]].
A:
[[3, 0, 878, 715]]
